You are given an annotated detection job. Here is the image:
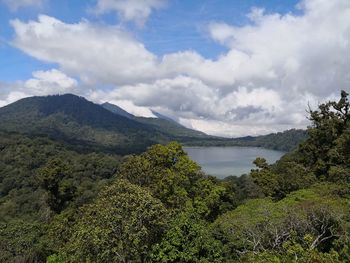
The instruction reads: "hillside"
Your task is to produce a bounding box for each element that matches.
[101,102,134,119]
[0,94,167,154]
[1,92,349,262]
[0,94,306,154]
[102,102,307,152]
[232,129,308,151]
[101,102,209,139]
[0,92,350,263]
[183,129,307,152]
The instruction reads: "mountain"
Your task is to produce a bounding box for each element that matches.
[184,129,307,152]
[0,94,216,154]
[0,94,307,154]
[0,94,163,154]
[151,110,177,123]
[231,129,308,151]
[101,102,134,119]
[101,102,209,139]
[100,102,307,151]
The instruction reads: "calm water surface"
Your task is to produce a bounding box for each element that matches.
[184,146,285,179]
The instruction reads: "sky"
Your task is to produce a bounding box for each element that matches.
[0,0,350,137]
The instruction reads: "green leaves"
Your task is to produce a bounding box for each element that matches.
[38,159,76,213]
[212,184,350,261]
[151,209,224,263]
[51,179,168,262]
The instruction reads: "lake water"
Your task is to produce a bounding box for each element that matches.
[184,146,285,179]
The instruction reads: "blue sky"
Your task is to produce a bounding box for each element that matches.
[0,0,299,81]
[0,0,349,137]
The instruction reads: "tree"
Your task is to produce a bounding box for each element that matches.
[250,157,279,197]
[151,209,224,263]
[52,179,168,262]
[300,90,350,178]
[118,142,202,209]
[212,184,350,262]
[38,159,76,213]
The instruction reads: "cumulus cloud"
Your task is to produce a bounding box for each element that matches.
[0,69,78,107]
[11,15,158,86]
[92,0,166,26]
[7,0,350,136]
[2,0,45,11]
[25,69,78,95]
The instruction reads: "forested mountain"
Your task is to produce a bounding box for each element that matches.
[232,128,308,151]
[101,101,307,151]
[101,102,209,139]
[1,91,350,262]
[183,128,307,152]
[0,94,305,155]
[0,94,159,154]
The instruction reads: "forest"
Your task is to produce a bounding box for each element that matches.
[0,91,350,262]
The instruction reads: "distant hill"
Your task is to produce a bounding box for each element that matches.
[0,94,307,154]
[233,129,308,152]
[101,102,209,139]
[0,94,163,154]
[181,129,307,152]
[101,102,307,152]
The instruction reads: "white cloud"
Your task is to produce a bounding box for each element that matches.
[11,15,158,86]
[25,69,78,95]
[0,69,78,107]
[92,0,166,26]
[7,0,350,136]
[2,0,45,11]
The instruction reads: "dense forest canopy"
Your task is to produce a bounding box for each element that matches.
[0,91,349,262]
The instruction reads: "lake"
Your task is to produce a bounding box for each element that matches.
[184,146,285,179]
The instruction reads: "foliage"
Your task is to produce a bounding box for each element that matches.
[49,179,169,262]
[0,94,306,154]
[151,209,225,263]
[184,128,307,152]
[118,142,229,219]
[0,220,47,263]
[299,90,350,179]
[213,184,350,262]
[1,91,350,262]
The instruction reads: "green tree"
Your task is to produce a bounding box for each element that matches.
[38,159,76,213]
[151,209,224,263]
[299,90,350,178]
[51,179,168,262]
[250,157,279,197]
[212,184,350,262]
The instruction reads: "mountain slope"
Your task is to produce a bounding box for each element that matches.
[0,95,307,154]
[179,129,307,152]
[0,94,162,154]
[151,110,177,123]
[101,102,209,139]
[101,102,134,119]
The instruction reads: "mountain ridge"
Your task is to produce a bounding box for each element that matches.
[0,94,307,153]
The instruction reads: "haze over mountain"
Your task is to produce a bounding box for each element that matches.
[0,94,307,153]
[0,94,220,154]
[101,102,209,139]
[101,102,135,119]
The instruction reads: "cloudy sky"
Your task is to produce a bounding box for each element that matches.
[0,0,349,137]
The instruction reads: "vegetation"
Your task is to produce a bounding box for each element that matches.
[183,128,307,152]
[0,91,349,262]
[0,94,306,155]
[103,100,308,152]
